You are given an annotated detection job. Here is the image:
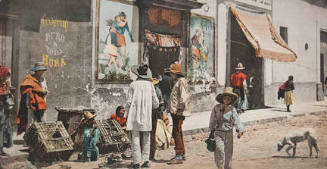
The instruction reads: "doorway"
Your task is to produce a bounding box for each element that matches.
[228,13,264,109]
[147,45,180,78]
[320,30,327,95]
[144,30,181,78]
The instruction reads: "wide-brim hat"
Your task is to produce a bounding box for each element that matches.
[169,62,185,77]
[131,64,152,79]
[235,62,245,70]
[151,78,160,85]
[216,87,238,104]
[84,111,96,121]
[31,62,47,72]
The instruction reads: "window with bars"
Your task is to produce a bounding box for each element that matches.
[280,26,288,44]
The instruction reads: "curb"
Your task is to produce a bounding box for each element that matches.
[183,110,327,136]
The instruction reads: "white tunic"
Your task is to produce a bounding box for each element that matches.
[126,80,159,131]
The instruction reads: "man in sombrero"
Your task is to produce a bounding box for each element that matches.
[230,62,248,113]
[167,62,190,165]
[17,62,48,135]
[82,111,100,162]
[208,87,245,169]
[125,64,159,169]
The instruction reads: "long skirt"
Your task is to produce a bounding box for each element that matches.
[284,91,295,105]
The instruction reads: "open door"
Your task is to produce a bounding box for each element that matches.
[229,14,264,109]
[320,30,327,96]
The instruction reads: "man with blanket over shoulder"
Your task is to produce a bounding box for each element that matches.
[17,62,48,135]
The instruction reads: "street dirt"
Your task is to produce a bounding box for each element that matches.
[42,113,327,169]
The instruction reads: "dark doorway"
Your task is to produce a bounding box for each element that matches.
[320,30,327,95]
[148,45,180,77]
[228,13,264,109]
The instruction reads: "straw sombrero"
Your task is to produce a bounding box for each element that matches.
[169,62,185,77]
[235,62,245,70]
[84,111,96,121]
[151,78,160,85]
[216,87,238,104]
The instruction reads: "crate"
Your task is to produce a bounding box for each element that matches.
[56,107,87,135]
[96,119,131,153]
[24,121,74,161]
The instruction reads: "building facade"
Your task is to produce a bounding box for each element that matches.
[0,0,326,122]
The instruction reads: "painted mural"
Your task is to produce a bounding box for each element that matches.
[97,0,139,82]
[188,14,215,82]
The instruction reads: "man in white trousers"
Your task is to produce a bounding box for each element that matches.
[125,64,159,169]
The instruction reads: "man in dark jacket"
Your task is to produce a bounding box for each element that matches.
[158,68,173,109]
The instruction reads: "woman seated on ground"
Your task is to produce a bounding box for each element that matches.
[110,106,127,129]
[110,106,131,159]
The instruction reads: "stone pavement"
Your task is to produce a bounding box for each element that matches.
[4,98,327,157]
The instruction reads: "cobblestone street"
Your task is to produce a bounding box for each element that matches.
[43,113,327,169]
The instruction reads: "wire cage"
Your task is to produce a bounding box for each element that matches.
[24,121,74,161]
[96,119,131,153]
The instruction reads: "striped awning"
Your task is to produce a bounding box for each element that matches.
[230,6,297,62]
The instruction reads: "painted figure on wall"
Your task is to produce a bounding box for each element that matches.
[191,28,208,75]
[105,12,134,71]
[189,15,215,82]
[98,0,138,81]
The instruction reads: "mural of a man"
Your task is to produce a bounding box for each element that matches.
[105,12,134,71]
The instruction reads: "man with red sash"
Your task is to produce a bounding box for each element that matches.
[17,62,48,135]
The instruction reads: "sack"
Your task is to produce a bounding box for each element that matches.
[156,119,172,150]
[205,138,216,152]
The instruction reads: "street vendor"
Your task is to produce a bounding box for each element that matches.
[17,62,48,135]
[82,111,100,162]
[0,66,14,156]
[111,106,127,129]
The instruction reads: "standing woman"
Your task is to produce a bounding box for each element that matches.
[209,87,245,169]
[284,75,295,112]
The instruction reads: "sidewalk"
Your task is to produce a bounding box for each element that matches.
[182,98,327,135]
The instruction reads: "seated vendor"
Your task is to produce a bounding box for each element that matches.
[110,106,127,129]
[82,111,100,162]
[111,106,132,159]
